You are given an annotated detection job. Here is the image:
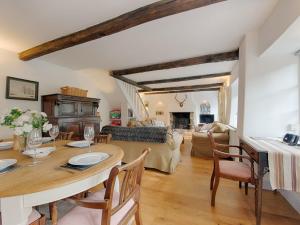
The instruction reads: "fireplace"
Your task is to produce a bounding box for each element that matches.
[170,112,194,129]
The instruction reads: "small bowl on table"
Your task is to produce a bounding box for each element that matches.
[23,147,55,158]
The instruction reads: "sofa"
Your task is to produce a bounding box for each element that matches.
[101,126,183,173]
[191,122,230,158]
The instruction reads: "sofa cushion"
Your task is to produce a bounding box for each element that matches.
[101,126,168,143]
[211,122,229,133]
[200,123,214,131]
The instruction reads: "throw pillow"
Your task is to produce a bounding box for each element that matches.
[200,123,213,131]
[211,122,228,133]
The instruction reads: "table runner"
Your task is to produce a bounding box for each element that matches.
[243,137,300,192]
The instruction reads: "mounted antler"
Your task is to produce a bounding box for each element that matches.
[175,94,187,107]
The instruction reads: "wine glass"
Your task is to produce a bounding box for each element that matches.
[49,125,59,148]
[84,125,95,153]
[27,129,43,165]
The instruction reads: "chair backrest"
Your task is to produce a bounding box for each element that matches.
[58,132,74,140]
[207,131,216,149]
[102,148,150,224]
[94,134,111,144]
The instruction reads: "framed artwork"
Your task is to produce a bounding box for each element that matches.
[6,76,39,101]
[156,111,164,116]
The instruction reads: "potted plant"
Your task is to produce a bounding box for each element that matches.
[0,107,52,151]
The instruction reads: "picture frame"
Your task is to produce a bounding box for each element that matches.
[156,111,164,116]
[6,76,39,101]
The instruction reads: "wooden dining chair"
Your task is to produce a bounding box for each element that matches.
[207,132,257,209]
[94,134,112,144]
[58,131,74,140]
[57,148,150,225]
[0,210,46,225]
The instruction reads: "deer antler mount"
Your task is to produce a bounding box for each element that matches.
[175,94,187,107]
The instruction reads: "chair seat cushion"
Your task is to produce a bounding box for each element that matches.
[219,160,251,180]
[58,189,135,225]
[0,209,41,225]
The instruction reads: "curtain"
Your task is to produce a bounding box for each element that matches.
[218,85,231,124]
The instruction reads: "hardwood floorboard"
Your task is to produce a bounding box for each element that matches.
[139,136,300,225]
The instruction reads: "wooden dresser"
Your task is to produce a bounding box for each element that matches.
[42,94,100,140]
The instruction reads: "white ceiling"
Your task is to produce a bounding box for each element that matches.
[0,0,278,89]
[263,16,300,56]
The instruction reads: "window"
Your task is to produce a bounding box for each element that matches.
[229,79,238,127]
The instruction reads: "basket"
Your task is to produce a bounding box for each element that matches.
[60,86,88,97]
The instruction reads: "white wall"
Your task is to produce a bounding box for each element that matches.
[240,32,299,137]
[0,48,123,138]
[192,91,219,124]
[142,91,219,126]
[258,0,300,55]
[237,32,300,212]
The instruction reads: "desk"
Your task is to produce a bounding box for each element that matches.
[239,137,268,225]
[240,136,300,225]
[0,141,124,225]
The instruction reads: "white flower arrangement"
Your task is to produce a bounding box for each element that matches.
[0,108,52,136]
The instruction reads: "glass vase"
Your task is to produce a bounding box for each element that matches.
[13,135,28,152]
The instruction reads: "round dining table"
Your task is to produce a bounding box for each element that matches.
[0,141,124,225]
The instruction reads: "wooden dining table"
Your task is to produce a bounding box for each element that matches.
[0,141,124,225]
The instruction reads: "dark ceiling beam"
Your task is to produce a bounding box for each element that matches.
[19,0,226,61]
[139,82,223,93]
[137,72,230,85]
[111,50,238,76]
[110,74,151,91]
[143,87,220,95]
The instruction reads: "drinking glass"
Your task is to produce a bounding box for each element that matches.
[27,129,43,166]
[49,125,59,148]
[84,125,95,152]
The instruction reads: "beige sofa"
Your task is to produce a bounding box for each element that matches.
[111,132,183,174]
[191,122,230,158]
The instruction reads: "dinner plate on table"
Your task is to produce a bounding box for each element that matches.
[0,159,17,171]
[0,141,13,150]
[67,141,93,148]
[68,152,109,167]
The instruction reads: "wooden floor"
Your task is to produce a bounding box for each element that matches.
[139,137,300,225]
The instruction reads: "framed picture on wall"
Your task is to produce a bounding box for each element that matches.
[156,111,164,116]
[6,76,39,101]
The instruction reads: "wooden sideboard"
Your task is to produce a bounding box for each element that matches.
[42,94,101,140]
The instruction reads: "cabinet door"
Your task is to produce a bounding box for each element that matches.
[79,102,94,116]
[60,121,81,140]
[57,101,78,117]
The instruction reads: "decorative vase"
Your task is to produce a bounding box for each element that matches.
[13,135,27,152]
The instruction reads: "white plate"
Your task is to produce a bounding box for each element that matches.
[23,147,55,158]
[0,141,13,150]
[0,159,17,171]
[42,137,52,143]
[67,141,93,148]
[68,152,109,166]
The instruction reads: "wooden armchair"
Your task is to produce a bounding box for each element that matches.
[207,132,257,209]
[58,131,74,140]
[56,148,150,225]
[94,134,112,144]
